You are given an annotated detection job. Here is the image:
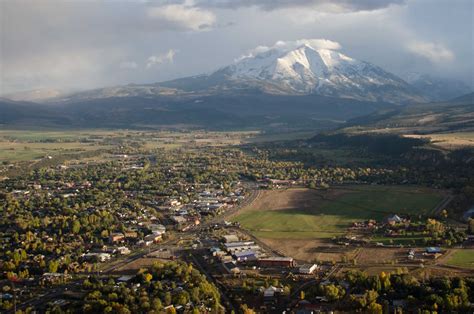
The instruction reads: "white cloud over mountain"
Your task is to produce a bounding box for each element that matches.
[0,0,472,94]
[146,50,179,69]
[238,39,342,61]
[406,41,455,63]
[147,3,216,31]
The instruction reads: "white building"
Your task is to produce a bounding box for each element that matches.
[298,264,319,274]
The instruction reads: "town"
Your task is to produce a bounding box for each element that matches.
[0,130,473,313]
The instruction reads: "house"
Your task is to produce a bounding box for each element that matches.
[222,234,239,243]
[210,247,228,259]
[426,247,442,254]
[263,286,283,304]
[83,253,111,262]
[268,179,296,186]
[41,272,71,284]
[224,241,260,253]
[117,275,134,283]
[387,215,402,225]
[124,230,138,239]
[109,232,125,244]
[298,264,319,274]
[258,257,295,268]
[172,216,187,224]
[0,293,13,300]
[144,233,162,244]
[117,246,131,255]
[233,250,257,262]
[223,262,240,274]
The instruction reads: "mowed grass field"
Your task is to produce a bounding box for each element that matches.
[233,186,444,240]
[445,250,474,269]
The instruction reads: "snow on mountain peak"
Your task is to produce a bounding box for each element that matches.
[217,39,425,103]
[227,39,365,93]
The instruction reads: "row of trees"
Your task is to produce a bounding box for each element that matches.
[304,270,473,313]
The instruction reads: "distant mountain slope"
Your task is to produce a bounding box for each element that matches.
[406,74,472,101]
[54,93,391,130]
[347,92,474,133]
[451,92,474,103]
[0,98,69,127]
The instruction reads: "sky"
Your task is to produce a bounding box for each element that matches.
[1,0,473,95]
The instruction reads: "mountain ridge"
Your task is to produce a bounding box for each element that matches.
[51,41,427,105]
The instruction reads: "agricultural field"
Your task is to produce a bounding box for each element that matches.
[0,130,116,162]
[0,129,264,162]
[444,249,474,269]
[233,186,444,240]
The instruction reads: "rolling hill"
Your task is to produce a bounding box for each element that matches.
[346,92,474,134]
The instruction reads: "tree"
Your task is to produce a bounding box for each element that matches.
[323,284,345,302]
[300,290,305,300]
[364,290,379,305]
[143,273,153,283]
[166,307,176,314]
[164,292,172,306]
[468,218,474,235]
[72,220,81,234]
[241,304,256,314]
[367,302,383,314]
[441,209,448,219]
[152,298,162,311]
[48,260,60,273]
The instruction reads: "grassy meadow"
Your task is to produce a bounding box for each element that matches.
[233,186,444,240]
[446,250,474,269]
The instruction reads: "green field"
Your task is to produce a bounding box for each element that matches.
[446,250,474,269]
[0,129,267,162]
[233,186,444,239]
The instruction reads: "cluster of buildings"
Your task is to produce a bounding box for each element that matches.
[210,234,318,276]
[257,177,299,189]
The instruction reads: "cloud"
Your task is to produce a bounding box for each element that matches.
[146,49,179,69]
[406,41,454,63]
[1,0,472,94]
[147,3,216,31]
[193,0,405,13]
[119,61,138,70]
[238,39,341,60]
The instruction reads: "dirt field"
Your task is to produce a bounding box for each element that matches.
[355,247,408,264]
[260,238,356,263]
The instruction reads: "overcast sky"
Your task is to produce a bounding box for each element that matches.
[1,0,473,95]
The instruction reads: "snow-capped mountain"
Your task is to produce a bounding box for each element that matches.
[51,39,426,105]
[210,43,425,103]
